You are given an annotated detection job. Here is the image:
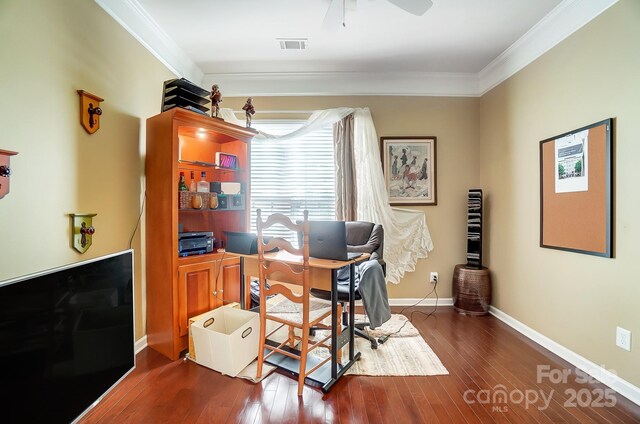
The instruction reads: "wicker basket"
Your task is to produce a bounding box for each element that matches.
[179,191,219,210]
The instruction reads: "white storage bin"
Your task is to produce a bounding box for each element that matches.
[191,307,260,377]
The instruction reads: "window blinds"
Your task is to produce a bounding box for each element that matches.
[250,120,336,242]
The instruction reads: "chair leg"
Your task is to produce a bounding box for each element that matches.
[257,317,266,379]
[288,326,296,348]
[343,305,379,349]
[354,325,378,349]
[298,323,310,396]
[256,345,264,378]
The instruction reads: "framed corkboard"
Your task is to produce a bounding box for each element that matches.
[539,118,613,257]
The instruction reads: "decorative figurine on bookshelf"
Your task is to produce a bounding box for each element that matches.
[242,97,256,128]
[210,84,222,119]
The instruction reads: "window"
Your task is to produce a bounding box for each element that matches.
[250,120,335,241]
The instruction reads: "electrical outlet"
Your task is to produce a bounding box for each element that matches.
[616,327,631,351]
[429,272,438,284]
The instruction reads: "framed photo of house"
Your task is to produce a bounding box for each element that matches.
[539,118,613,257]
[381,136,437,205]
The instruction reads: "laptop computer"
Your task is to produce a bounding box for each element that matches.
[299,220,363,261]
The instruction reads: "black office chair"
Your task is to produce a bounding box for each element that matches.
[310,221,386,349]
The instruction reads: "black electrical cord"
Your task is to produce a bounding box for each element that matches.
[379,278,439,342]
[211,250,237,306]
[129,191,146,250]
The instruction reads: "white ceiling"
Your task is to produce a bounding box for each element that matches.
[137,0,560,74]
[97,0,618,96]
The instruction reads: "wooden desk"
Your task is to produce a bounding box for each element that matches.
[230,251,369,393]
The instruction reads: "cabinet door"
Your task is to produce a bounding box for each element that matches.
[177,261,217,337]
[218,257,241,305]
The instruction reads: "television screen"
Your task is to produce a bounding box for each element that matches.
[0,250,135,423]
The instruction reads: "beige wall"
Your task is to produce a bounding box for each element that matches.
[3,0,635,390]
[479,0,640,387]
[0,2,480,344]
[0,0,175,340]
[225,96,480,299]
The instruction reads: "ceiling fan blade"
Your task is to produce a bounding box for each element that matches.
[386,0,433,16]
[323,0,345,28]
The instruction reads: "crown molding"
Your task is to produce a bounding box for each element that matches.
[97,0,617,97]
[478,0,619,95]
[94,0,203,83]
[202,72,480,97]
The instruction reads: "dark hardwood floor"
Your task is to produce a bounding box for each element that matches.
[80,307,640,423]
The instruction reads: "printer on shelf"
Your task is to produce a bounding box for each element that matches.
[178,231,214,257]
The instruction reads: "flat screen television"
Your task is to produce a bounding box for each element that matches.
[0,250,135,423]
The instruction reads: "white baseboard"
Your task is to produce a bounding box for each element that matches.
[489,306,640,407]
[134,335,148,354]
[388,297,453,307]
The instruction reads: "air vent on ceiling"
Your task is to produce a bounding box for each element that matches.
[277,38,308,50]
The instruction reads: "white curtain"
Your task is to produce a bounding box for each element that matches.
[353,109,434,283]
[220,107,434,284]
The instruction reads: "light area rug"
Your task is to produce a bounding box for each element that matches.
[236,306,448,380]
[341,332,448,376]
[311,314,448,376]
[236,359,277,383]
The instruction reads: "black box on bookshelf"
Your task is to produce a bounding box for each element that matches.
[162,78,210,115]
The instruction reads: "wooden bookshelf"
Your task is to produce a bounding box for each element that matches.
[145,108,255,360]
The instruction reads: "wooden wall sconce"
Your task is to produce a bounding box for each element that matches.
[70,213,97,253]
[77,90,103,134]
[0,149,18,199]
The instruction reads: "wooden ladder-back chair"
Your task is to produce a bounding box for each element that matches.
[255,209,335,396]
